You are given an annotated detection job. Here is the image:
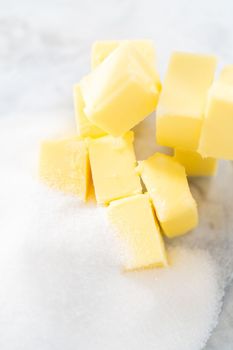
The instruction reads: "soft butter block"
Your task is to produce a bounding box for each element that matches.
[91,40,156,69]
[156,52,217,150]
[219,65,233,85]
[137,153,198,238]
[108,194,168,270]
[39,137,91,200]
[174,149,217,177]
[73,84,106,138]
[88,131,142,204]
[80,43,159,137]
[199,81,233,160]
[91,40,161,90]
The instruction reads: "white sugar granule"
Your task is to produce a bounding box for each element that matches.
[0,113,231,350]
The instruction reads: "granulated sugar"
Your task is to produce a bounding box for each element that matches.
[0,113,230,350]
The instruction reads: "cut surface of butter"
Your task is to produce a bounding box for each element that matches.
[39,137,91,200]
[108,193,168,270]
[80,43,159,137]
[73,84,106,138]
[91,39,156,69]
[174,149,217,176]
[137,153,198,238]
[88,131,142,204]
[199,81,233,160]
[156,52,217,150]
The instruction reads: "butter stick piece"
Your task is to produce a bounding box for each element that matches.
[108,194,168,270]
[137,153,198,238]
[91,39,161,90]
[39,136,91,201]
[81,43,159,137]
[88,131,142,204]
[219,65,233,85]
[156,52,217,150]
[199,81,233,160]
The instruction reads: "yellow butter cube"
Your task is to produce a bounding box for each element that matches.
[174,149,217,177]
[91,40,161,90]
[73,84,106,138]
[108,193,168,270]
[80,43,159,137]
[39,137,91,200]
[137,153,198,238]
[156,52,217,150]
[219,65,233,85]
[199,81,233,160]
[88,131,142,204]
[91,39,156,68]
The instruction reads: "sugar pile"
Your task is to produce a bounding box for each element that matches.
[0,113,231,350]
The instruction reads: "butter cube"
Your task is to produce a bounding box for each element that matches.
[73,84,106,138]
[137,153,198,238]
[91,40,156,68]
[156,52,217,150]
[199,81,233,160]
[88,131,142,204]
[39,137,91,200]
[219,65,233,85]
[80,43,159,137]
[108,194,168,270]
[174,149,217,177]
[91,40,161,90]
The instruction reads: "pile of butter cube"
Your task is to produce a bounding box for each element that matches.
[39,40,233,271]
